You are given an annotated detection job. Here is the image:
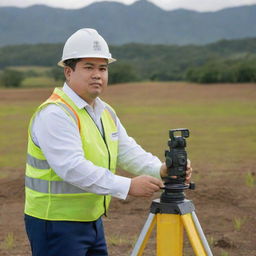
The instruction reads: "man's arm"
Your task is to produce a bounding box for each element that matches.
[116,117,192,185]
[116,116,163,178]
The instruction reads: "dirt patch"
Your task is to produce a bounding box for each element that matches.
[0,88,52,102]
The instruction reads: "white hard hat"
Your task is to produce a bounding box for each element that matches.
[58,28,116,67]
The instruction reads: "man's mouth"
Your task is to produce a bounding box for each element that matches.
[90,82,101,87]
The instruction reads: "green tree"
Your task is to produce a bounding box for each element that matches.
[1,69,24,87]
[186,68,201,83]
[198,67,220,83]
[235,64,256,82]
[108,62,139,84]
[48,66,65,81]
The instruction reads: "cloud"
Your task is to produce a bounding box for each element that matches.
[148,0,256,11]
[0,0,256,11]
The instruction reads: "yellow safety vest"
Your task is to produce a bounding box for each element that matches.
[25,88,118,221]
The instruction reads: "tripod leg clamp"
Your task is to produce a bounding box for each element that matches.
[150,199,195,215]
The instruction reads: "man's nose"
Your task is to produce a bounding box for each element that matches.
[91,69,101,79]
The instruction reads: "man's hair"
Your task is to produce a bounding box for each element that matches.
[63,58,82,70]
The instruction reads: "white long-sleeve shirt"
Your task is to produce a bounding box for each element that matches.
[32,83,162,200]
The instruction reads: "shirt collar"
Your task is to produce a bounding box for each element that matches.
[62,82,106,113]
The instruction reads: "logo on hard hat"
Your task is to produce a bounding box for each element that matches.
[93,41,101,51]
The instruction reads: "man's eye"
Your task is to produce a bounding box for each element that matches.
[85,66,92,70]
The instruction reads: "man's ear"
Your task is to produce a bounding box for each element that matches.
[64,66,72,82]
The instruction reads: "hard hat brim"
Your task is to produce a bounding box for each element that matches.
[57,56,116,67]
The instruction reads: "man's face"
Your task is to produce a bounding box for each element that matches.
[64,58,108,105]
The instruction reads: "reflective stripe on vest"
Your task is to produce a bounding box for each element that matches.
[105,105,117,125]
[25,176,89,194]
[49,93,81,132]
[57,102,79,128]
[27,153,50,169]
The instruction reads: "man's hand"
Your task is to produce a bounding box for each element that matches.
[160,159,193,184]
[160,163,168,178]
[185,159,192,184]
[128,175,164,197]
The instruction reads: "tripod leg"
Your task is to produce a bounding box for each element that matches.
[130,213,156,256]
[181,212,213,256]
[191,211,213,256]
[157,214,183,256]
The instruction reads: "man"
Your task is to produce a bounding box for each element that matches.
[24,28,192,256]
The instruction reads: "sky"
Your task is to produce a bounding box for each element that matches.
[0,0,256,12]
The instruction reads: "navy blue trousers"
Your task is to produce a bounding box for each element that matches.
[24,214,108,256]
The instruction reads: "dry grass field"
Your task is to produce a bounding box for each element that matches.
[0,82,256,256]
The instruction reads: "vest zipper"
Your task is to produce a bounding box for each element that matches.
[84,109,111,217]
[101,120,111,217]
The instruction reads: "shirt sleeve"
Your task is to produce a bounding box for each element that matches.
[32,104,131,200]
[116,116,162,179]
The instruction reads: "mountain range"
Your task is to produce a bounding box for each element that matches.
[0,0,256,46]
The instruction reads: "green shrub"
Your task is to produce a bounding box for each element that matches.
[235,64,256,82]
[1,68,24,87]
[186,59,256,84]
[48,66,65,81]
[108,62,139,84]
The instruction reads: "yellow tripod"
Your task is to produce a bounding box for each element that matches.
[130,198,213,256]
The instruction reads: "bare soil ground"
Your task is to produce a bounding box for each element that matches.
[0,82,256,256]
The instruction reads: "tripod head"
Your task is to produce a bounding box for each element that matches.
[161,128,195,203]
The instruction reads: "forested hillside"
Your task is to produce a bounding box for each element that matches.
[0,37,256,84]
